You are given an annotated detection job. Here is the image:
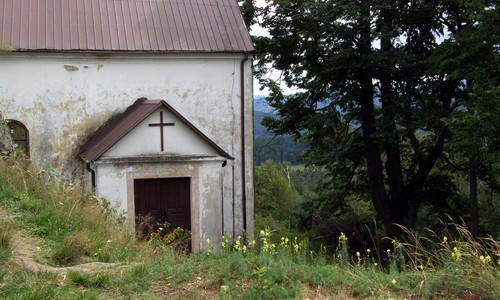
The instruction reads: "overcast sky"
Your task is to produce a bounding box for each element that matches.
[250,0,303,96]
[250,0,269,96]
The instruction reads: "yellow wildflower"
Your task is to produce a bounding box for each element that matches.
[338,232,348,243]
[392,240,402,249]
[480,255,492,265]
[451,247,461,261]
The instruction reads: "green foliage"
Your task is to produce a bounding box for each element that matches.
[221,226,500,299]
[237,0,256,28]
[148,225,192,255]
[0,161,499,299]
[397,222,500,298]
[51,231,100,265]
[255,161,301,232]
[0,270,100,300]
[415,174,469,231]
[1,144,499,299]
[254,0,499,237]
[430,0,500,238]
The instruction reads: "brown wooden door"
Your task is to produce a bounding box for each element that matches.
[134,177,191,235]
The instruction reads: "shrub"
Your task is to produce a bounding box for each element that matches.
[148,223,192,255]
[51,231,92,265]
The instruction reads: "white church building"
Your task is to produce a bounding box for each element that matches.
[0,0,255,252]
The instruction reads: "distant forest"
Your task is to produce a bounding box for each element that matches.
[254,135,308,165]
[253,97,307,165]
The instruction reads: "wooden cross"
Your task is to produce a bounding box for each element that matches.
[148,111,174,152]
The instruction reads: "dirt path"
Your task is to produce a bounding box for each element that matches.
[1,208,136,274]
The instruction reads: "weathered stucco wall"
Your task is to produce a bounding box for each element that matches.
[0,52,254,244]
[0,112,14,155]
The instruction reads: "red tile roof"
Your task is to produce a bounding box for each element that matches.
[0,0,254,53]
[79,98,233,162]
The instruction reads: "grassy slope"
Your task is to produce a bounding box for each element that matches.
[0,157,499,299]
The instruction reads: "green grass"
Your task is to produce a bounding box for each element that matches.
[0,219,12,264]
[0,157,499,299]
[0,158,141,266]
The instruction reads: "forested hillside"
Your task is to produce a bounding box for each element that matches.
[254,95,308,165]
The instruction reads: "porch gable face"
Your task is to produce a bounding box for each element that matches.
[102,107,219,159]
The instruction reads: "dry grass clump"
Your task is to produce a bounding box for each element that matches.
[396,221,500,298]
[0,219,12,264]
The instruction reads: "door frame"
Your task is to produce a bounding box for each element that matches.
[126,166,200,251]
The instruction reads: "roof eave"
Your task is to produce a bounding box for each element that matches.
[4,48,256,55]
[79,98,234,163]
[79,98,161,162]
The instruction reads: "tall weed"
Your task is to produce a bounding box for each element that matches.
[0,219,12,264]
[397,222,500,298]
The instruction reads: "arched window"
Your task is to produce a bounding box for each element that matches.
[7,120,29,156]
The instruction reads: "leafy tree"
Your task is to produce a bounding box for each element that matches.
[254,161,301,231]
[238,0,257,28]
[430,1,499,238]
[254,0,498,237]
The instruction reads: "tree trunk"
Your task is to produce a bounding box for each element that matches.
[399,125,450,233]
[379,2,406,227]
[358,1,395,238]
